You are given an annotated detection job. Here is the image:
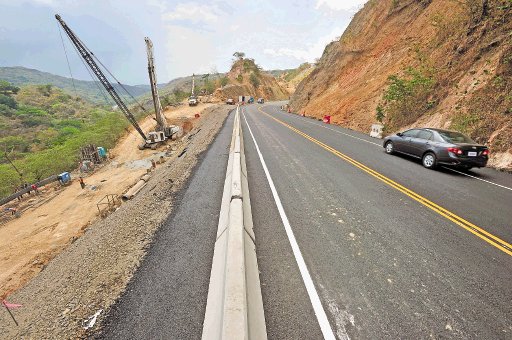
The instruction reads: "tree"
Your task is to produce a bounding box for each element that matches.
[0,81,19,96]
[220,77,229,87]
[375,105,385,123]
[233,51,245,60]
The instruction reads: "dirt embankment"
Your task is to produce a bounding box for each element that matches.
[215,58,289,101]
[291,0,512,170]
[278,63,315,94]
[0,104,232,339]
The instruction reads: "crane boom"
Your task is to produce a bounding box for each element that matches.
[55,14,147,141]
[144,37,165,131]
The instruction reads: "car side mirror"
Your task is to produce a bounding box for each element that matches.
[397,132,403,137]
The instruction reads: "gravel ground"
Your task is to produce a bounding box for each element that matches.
[0,105,232,339]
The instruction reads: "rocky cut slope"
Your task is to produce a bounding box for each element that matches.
[291,0,512,169]
[215,58,289,101]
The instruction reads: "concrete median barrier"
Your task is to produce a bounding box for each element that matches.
[202,106,267,340]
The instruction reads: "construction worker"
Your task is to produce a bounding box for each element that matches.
[79,177,86,189]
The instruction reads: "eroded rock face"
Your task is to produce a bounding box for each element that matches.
[291,0,512,169]
[216,59,289,101]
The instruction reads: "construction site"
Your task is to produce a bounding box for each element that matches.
[0,15,238,337]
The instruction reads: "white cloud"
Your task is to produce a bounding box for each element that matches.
[263,26,345,62]
[163,3,225,24]
[19,0,76,7]
[315,0,367,12]
[163,24,218,78]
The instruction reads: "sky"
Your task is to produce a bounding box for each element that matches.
[0,0,368,85]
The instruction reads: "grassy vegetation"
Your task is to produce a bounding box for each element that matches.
[450,112,481,134]
[0,81,130,198]
[284,63,311,82]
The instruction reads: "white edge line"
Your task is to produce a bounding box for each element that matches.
[275,108,380,147]
[273,107,512,192]
[242,109,337,340]
[441,166,512,191]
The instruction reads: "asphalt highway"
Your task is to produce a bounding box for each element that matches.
[242,103,512,339]
[99,103,511,339]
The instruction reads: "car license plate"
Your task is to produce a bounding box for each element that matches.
[468,151,477,157]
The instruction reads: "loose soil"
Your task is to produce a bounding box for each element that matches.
[0,103,231,339]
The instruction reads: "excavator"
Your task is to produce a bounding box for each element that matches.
[55,14,181,150]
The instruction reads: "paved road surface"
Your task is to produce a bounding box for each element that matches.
[99,103,511,339]
[242,103,511,339]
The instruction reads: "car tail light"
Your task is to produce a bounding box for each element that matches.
[447,147,463,155]
[482,149,489,156]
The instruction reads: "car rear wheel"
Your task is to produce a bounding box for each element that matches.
[385,141,394,154]
[422,152,437,169]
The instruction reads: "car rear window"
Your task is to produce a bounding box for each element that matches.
[438,131,475,144]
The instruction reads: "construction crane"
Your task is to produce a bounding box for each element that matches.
[188,74,198,106]
[144,37,182,147]
[145,37,165,131]
[55,14,168,149]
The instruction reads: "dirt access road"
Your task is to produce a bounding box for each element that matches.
[0,103,213,299]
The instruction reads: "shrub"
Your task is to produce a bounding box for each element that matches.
[380,66,436,129]
[0,94,17,109]
[220,77,229,87]
[249,73,260,88]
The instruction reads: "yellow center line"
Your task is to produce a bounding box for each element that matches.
[256,106,512,257]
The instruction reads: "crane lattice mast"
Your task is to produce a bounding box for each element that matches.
[144,37,166,131]
[55,14,147,141]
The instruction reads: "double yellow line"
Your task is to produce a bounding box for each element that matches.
[257,106,512,257]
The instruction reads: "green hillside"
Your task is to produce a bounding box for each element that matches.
[0,66,150,104]
[0,80,140,199]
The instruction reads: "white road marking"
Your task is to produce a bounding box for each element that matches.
[270,106,512,192]
[441,166,512,191]
[242,109,337,340]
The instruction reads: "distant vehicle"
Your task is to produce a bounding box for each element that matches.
[248,97,254,104]
[188,95,198,106]
[257,98,264,104]
[226,98,235,105]
[383,128,489,170]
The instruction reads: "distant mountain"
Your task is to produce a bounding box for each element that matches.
[0,66,150,103]
[159,73,226,96]
[267,69,293,78]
